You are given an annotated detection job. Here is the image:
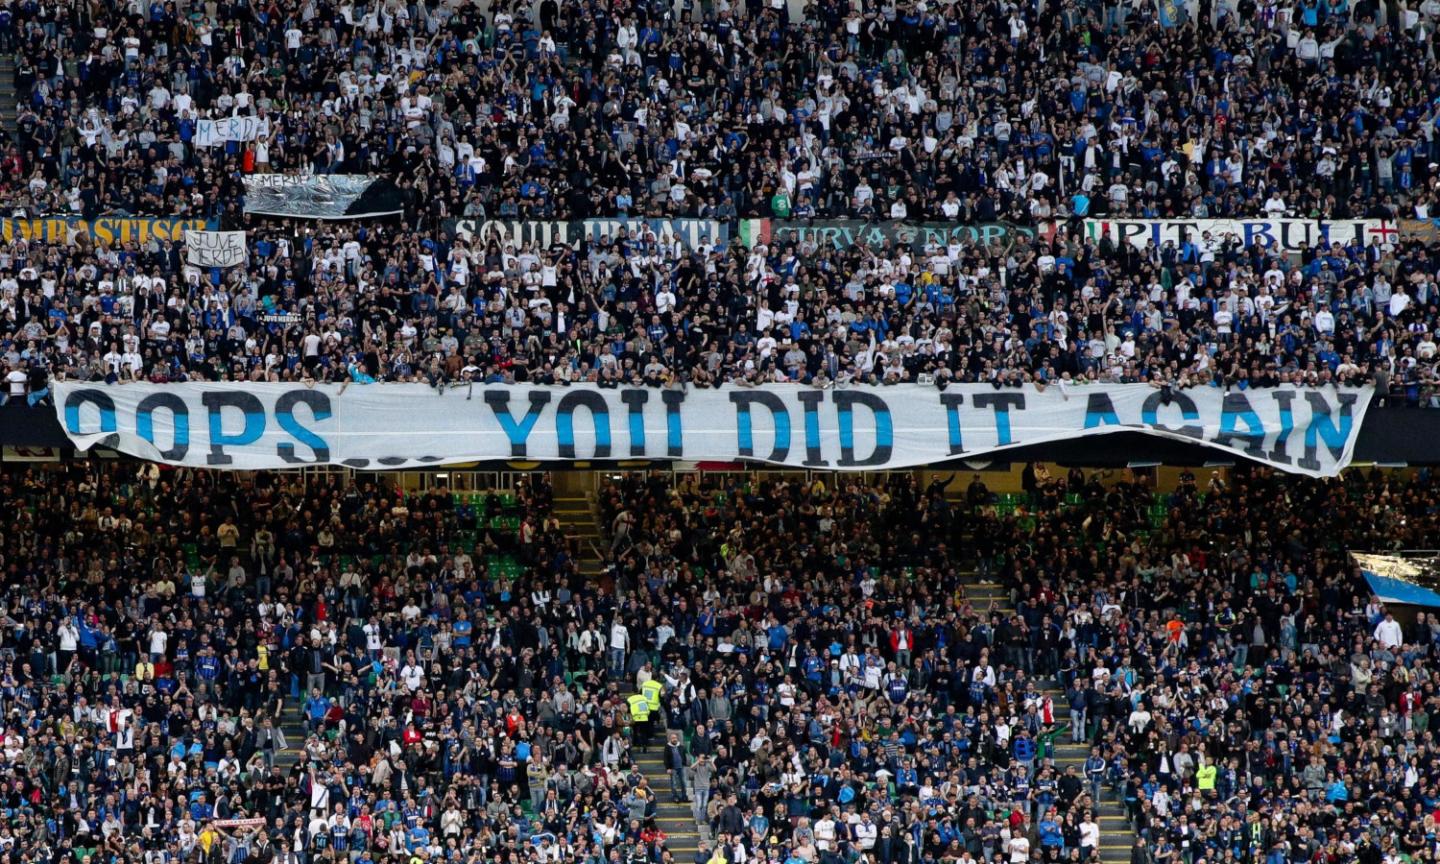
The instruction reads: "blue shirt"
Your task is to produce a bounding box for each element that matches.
[1039,819,1063,846]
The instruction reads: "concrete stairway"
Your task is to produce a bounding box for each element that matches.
[553,494,609,585]
[276,697,307,772]
[0,53,14,135]
[962,575,1134,864]
[622,683,709,861]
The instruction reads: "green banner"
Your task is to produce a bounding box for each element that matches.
[736,219,1034,251]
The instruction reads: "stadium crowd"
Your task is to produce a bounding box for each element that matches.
[0,0,1435,398]
[967,463,1440,864]
[1,0,1440,861]
[0,461,1437,864]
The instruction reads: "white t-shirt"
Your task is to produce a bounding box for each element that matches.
[1375,618,1404,648]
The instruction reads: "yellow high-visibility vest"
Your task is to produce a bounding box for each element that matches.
[1196,764,1217,791]
[627,693,651,722]
[642,679,664,710]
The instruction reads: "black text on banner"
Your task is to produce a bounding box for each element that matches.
[53,383,1373,477]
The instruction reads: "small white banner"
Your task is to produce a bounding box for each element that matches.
[211,818,267,829]
[194,116,270,148]
[1083,218,1399,253]
[184,230,247,268]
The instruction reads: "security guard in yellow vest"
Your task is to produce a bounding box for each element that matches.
[1195,760,1217,793]
[642,678,664,716]
[627,692,652,751]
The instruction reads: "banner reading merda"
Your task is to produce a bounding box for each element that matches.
[449,219,726,250]
[1083,218,1400,253]
[0,217,213,245]
[737,219,1035,251]
[243,175,405,220]
[193,115,270,148]
[184,230,247,268]
[53,382,1372,477]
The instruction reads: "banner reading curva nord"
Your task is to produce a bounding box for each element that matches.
[736,219,1035,251]
[53,383,1372,477]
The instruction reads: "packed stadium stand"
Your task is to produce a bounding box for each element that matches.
[1,0,1440,863]
[0,0,1434,399]
[0,461,1434,864]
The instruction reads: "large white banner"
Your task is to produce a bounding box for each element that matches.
[52,383,1373,476]
[194,116,270,148]
[184,230,247,268]
[242,175,403,219]
[451,218,728,250]
[1083,218,1400,253]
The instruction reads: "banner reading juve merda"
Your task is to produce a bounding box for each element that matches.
[52,383,1373,476]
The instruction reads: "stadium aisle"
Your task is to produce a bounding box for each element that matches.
[964,573,1132,863]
